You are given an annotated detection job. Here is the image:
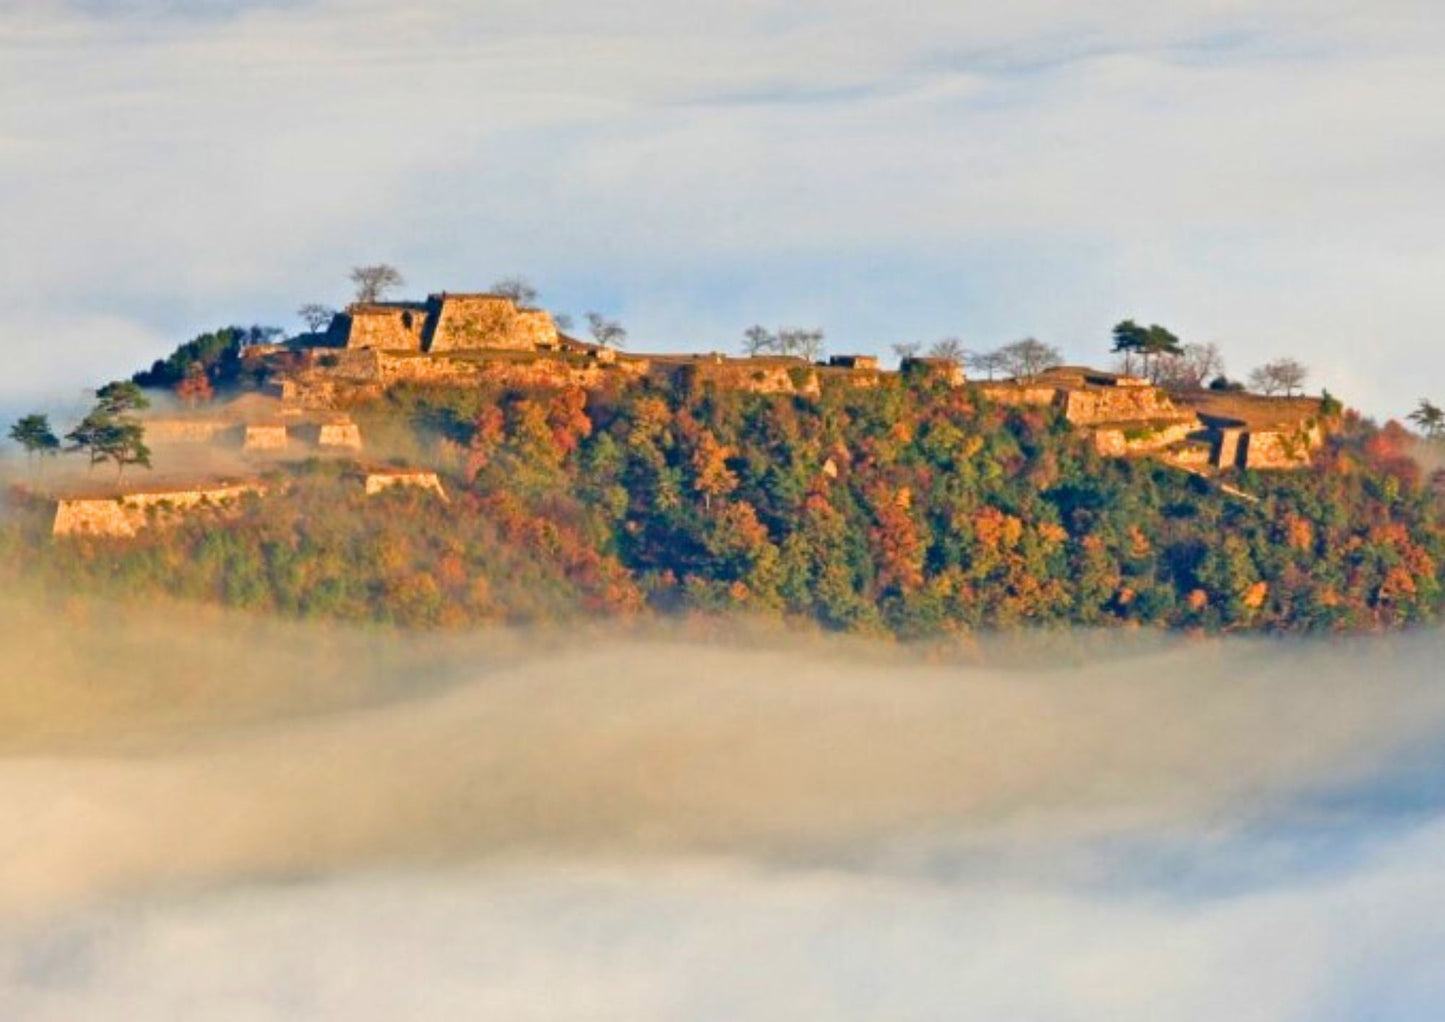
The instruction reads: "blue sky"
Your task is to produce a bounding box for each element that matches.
[1,0,1442,416]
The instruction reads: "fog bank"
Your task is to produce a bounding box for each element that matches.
[2,598,1444,1017]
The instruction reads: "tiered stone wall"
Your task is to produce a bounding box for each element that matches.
[1056,386,1182,426]
[53,483,265,538]
[1091,420,1197,457]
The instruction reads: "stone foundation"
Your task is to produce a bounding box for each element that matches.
[363,470,447,500]
[53,483,266,538]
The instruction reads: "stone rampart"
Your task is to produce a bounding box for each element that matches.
[317,421,363,450]
[340,305,429,351]
[977,383,1058,408]
[1057,385,1182,426]
[143,419,232,443]
[1242,424,1321,470]
[53,483,266,538]
[363,470,448,500]
[378,352,648,390]
[242,424,289,451]
[652,359,821,396]
[1091,420,1197,457]
[427,295,559,352]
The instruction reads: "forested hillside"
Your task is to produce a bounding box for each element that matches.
[5,374,1441,635]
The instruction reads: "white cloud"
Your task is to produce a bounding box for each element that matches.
[0,0,1442,413]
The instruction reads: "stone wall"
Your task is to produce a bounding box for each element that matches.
[1212,428,1245,469]
[1242,424,1321,470]
[1091,420,1197,457]
[242,424,289,451]
[143,419,232,443]
[53,483,265,538]
[651,359,821,396]
[427,296,560,352]
[363,471,447,500]
[317,421,363,450]
[378,352,648,390]
[340,305,429,351]
[1056,386,1182,426]
[901,358,966,386]
[977,383,1058,408]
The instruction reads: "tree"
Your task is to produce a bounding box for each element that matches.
[999,338,1062,382]
[349,264,404,304]
[67,412,150,476]
[553,313,575,333]
[1111,320,1149,375]
[95,380,150,417]
[1155,342,1224,390]
[95,418,152,479]
[1112,320,1182,381]
[297,304,336,334]
[174,362,214,406]
[778,328,825,362]
[891,342,922,363]
[1249,358,1309,397]
[966,348,1010,380]
[585,312,628,350]
[492,276,538,307]
[1408,399,1445,440]
[928,337,966,363]
[132,327,247,389]
[743,325,776,357]
[8,413,60,468]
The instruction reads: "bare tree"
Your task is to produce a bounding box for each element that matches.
[777,328,825,362]
[492,276,539,307]
[891,342,922,363]
[297,304,336,334]
[999,338,1062,383]
[1155,342,1225,390]
[928,337,966,363]
[553,312,575,333]
[966,349,1010,381]
[349,264,404,304]
[1249,357,1309,397]
[585,312,628,350]
[742,325,776,357]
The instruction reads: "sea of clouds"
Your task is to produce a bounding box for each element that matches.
[2,596,1445,1019]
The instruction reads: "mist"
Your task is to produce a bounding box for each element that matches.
[1,592,1445,1017]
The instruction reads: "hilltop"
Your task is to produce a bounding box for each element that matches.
[2,285,1441,636]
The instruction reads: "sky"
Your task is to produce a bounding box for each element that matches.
[1,0,1442,416]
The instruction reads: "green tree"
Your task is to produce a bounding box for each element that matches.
[8,413,61,469]
[95,380,151,417]
[1409,398,1445,440]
